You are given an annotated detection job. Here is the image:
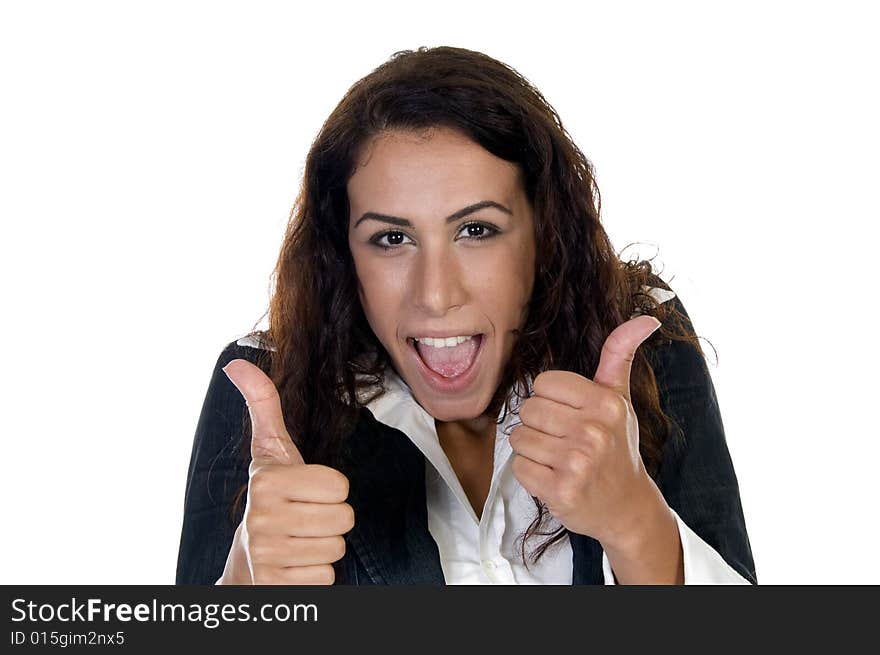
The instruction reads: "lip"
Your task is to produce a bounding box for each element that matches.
[408,330,482,339]
[406,333,485,394]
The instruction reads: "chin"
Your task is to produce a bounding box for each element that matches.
[418,395,490,423]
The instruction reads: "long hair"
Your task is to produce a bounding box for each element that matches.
[231,46,707,567]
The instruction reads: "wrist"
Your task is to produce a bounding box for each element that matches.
[599,471,668,554]
[599,477,683,584]
[217,523,252,585]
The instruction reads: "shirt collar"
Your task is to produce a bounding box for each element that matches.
[363,365,531,438]
[360,366,532,524]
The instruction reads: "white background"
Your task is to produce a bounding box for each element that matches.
[1,0,877,584]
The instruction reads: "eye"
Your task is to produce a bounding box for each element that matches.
[369,230,414,250]
[457,221,499,241]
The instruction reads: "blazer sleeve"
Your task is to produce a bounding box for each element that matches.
[175,340,267,585]
[650,293,758,584]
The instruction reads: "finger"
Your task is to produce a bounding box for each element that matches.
[250,464,349,504]
[518,395,584,438]
[253,563,336,585]
[262,501,355,538]
[508,425,565,469]
[510,452,556,500]
[251,535,346,567]
[531,370,594,410]
[222,358,305,467]
[592,315,661,401]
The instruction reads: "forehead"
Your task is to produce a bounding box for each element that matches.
[346,127,523,215]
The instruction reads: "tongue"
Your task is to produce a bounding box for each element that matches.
[416,336,480,378]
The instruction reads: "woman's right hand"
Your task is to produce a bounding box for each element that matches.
[216,359,354,585]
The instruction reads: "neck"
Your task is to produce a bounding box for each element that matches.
[435,413,495,443]
[434,412,497,521]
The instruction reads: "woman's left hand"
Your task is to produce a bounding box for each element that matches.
[508,315,667,550]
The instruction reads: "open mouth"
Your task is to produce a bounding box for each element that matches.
[407,333,484,384]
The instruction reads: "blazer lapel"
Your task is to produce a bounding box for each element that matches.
[339,409,445,585]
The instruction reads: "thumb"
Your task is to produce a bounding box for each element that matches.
[593,315,662,401]
[222,359,305,467]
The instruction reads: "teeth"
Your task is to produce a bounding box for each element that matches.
[414,335,474,348]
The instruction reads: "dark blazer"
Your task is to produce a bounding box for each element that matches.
[175,294,757,585]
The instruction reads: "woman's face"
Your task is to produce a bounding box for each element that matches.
[347,126,536,423]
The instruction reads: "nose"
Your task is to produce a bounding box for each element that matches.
[410,242,468,317]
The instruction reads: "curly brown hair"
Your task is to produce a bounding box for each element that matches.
[231,46,707,568]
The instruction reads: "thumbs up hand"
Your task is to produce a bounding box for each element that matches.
[508,316,670,551]
[216,359,354,585]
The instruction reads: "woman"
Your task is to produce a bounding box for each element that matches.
[176,46,756,585]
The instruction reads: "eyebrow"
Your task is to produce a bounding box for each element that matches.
[353,200,513,229]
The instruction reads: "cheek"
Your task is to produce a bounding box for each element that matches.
[355,273,365,307]
[476,252,533,323]
[352,256,400,338]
